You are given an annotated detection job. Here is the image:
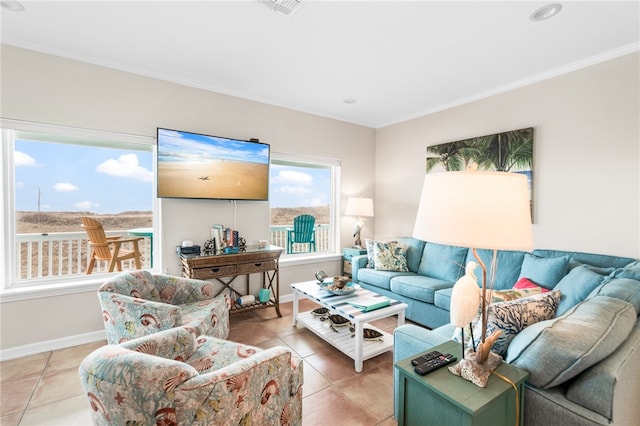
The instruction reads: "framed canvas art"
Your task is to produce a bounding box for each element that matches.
[426,127,533,217]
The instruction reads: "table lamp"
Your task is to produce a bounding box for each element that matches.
[345,197,374,248]
[413,171,533,364]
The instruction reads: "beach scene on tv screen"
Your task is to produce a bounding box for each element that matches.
[157,129,269,200]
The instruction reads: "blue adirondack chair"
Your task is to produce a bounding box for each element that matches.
[287,214,316,254]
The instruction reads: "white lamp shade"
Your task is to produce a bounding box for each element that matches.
[413,171,533,251]
[345,197,374,217]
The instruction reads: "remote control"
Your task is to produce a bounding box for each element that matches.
[414,353,457,375]
[410,350,442,366]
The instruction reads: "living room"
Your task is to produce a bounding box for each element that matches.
[1,1,639,425]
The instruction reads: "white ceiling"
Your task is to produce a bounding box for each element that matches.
[1,1,639,128]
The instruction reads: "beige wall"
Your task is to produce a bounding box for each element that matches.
[0,45,375,354]
[375,52,639,258]
[1,45,638,356]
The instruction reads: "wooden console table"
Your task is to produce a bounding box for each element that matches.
[180,245,284,317]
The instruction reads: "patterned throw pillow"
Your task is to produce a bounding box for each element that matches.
[487,286,544,304]
[373,241,408,272]
[471,290,561,357]
[453,284,545,344]
[364,239,376,269]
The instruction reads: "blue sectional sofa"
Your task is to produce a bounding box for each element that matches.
[351,238,640,426]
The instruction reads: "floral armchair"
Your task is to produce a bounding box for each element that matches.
[79,327,303,425]
[98,271,230,344]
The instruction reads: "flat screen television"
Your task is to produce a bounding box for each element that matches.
[157,128,270,201]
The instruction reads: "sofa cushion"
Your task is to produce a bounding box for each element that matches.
[434,288,452,311]
[533,249,636,270]
[469,249,527,290]
[565,321,640,420]
[417,243,467,282]
[390,275,453,304]
[471,290,560,357]
[518,253,570,289]
[357,268,414,291]
[589,277,640,315]
[373,241,409,272]
[506,296,636,388]
[553,264,608,316]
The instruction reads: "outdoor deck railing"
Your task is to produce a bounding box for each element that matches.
[14,224,331,281]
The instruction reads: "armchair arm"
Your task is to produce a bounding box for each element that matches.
[79,345,198,425]
[98,291,182,344]
[174,347,302,425]
[153,274,228,305]
[119,327,197,360]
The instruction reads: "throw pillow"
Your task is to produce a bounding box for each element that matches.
[506,296,636,388]
[373,241,408,272]
[470,290,561,357]
[452,285,543,345]
[518,253,570,289]
[513,277,550,292]
[487,286,544,304]
[613,260,640,280]
[364,239,376,268]
[553,264,608,316]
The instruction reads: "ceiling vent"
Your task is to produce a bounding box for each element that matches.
[258,0,303,17]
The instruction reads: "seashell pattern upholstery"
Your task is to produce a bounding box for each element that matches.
[98,270,230,344]
[79,327,303,425]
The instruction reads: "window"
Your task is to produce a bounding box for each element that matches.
[1,120,155,290]
[269,152,340,256]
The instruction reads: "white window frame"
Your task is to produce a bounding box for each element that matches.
[270,151,341,259]
[0,119,157,301]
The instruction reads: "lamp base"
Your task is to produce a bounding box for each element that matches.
[448,348,502,388]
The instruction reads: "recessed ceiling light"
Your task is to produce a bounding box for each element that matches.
[0,0,25,11]
[343,98,357,104]
[530,3,562,21]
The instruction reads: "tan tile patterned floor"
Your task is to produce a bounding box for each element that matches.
[1,299,400,426]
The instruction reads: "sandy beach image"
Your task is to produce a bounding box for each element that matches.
[158,159,269,200]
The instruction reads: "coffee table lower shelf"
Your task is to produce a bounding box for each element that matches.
[296,310,393,361]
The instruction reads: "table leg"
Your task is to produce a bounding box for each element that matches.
[292,290,299,327]
[354,320,364,373]
[398,310,405,327]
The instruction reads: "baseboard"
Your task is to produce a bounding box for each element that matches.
[0,330,107,361]
[0,294,295,361]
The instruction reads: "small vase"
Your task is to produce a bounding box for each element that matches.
[258,288,271,303]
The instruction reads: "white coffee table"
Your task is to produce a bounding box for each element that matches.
[291,279,407,372]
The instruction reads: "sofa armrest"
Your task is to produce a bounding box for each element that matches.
[98,291,182,344]
[351,254,369,283]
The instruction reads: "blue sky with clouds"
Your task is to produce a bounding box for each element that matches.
[14,139,330,212]
[15,140,154,213]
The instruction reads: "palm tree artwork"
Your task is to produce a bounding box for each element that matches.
[426,127,534,215]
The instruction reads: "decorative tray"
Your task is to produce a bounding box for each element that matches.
[317,281,359,295]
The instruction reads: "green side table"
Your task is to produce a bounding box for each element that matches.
[342,247,367,277]
[395,340,528,426]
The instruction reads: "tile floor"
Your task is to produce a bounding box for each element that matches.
[1,299,403,425]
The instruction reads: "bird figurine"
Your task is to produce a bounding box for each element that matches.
[450,261,481,358]
[450,261,481,327]
[352,218,366,248]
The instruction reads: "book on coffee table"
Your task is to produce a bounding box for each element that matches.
[348,297,391,312]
